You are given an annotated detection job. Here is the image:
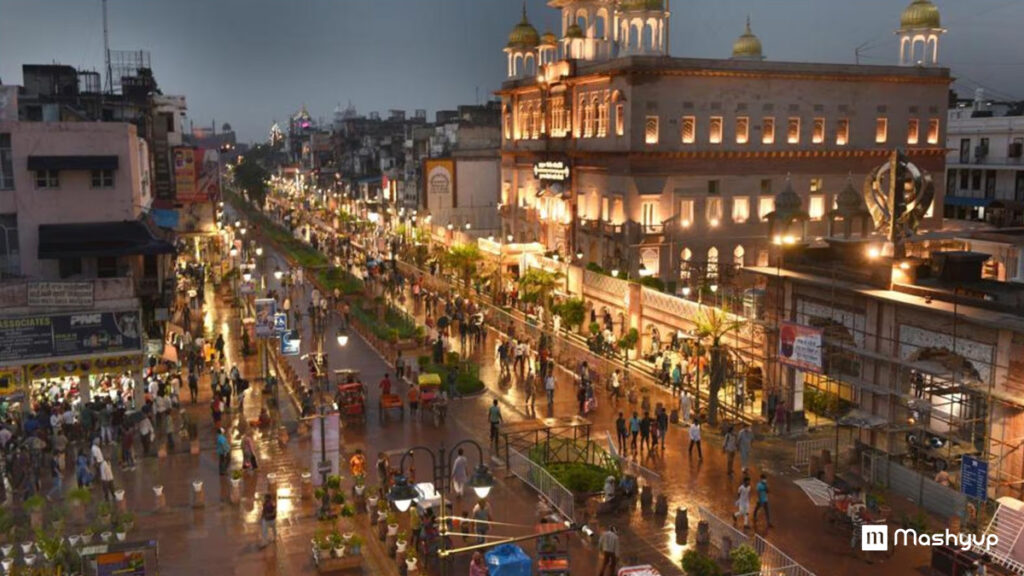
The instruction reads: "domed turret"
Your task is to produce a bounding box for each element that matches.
[900,0,941,30]
[619,0,664,12]
[507,5,540,49]
[565,23,584,39]
[731,17,764,61]
[541,31,558,46]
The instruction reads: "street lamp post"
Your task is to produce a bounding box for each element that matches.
[387,440,494,576]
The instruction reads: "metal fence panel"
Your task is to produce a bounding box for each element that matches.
[698,506,751,556]
[752,535,818,576]
[862,451,967,520]
[507,448,575,523]
[794,436,851,468]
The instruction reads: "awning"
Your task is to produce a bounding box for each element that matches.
[944,196,991,208]
[27,155,119,171]
[38,220,176,259]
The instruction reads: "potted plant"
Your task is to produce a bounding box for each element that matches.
[730,545,761,575]
[120,512,135,533]
[100,531,112,543]
[682,549,722,576]
[80,528,94,545]
[366,488,379,513]
[114,521,127,542]
[1,543,13,558]
[24,494,45,530]
[395,530,408,554]
[231,469,244,486]
[152,484,164,497]
[353,475,366,497]
[340,504,355,518]
[348,534,363,556]
[405,550,419,572]
[1,558,11,572]
[97,502,113,527]
[386,513,399,537]
[314,530,332,554]
[330,531,345,558]
[19,541,34,555]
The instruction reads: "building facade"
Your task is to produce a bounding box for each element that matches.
[499,0,950,289]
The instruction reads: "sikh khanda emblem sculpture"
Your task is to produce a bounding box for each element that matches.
[863,150,935,259]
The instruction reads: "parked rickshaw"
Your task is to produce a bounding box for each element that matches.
[336,382,366,426]
[379,393,404,422]
[418,373,446,426]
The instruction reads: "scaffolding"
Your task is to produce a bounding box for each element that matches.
[109,49,151,94]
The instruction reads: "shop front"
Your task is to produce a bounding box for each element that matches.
[0,309,144,412]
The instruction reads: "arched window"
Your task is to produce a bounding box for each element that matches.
[680,247,692,281]
[641,20,655,51]
[595,9,607,39]
[734,245,745,268]
[576,9,588,35]
[707,247,719,281]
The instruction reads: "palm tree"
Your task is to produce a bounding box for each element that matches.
[443,243,483,294]
[518,268,562,309]
[693,304,745,425]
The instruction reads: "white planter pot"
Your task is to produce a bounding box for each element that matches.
[386,523,399,536]
[116,532,126,542]
[1,558,12,571]
[406,557,417,571]
[193,481,204,491]
[0,545,10,558]
[67,535,80,548]
[19,542,33,555]
[377,510,388,522]
[333,546,345,558]
[354,484,365,496]
[101,532,112,543]
[23,555,36,567]
[114,489,125,501]
[152,485,164,496]
[396,540,407,554]
[230,477,241,488]
[80,533,93,545]
[367,497,379,511]
[343,532,354,543]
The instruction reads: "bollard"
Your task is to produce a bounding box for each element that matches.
[654,494,668,516]
[821,449,832,465]
[640,485,653,513]
[696,520,710,545]
[675,507,689,533]
[192,480,205,508]
[824,462,836,484]
[720,536,732,561]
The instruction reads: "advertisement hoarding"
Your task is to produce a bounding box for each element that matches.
[254,299,277,338]
[424,158,456,211]
[173,147,197,201]
[0,310,142,363]
[778,321,823,373]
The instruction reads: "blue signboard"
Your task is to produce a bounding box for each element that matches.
[281,331,301,356]
[961,455,988,501]
[273,313,288,335]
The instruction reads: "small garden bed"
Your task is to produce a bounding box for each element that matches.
[416,354,485,395]
[350,301,422,343]
[527,439,621,494]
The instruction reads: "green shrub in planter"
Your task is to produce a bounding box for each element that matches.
[682,549,722,576]
[730,544,761,575]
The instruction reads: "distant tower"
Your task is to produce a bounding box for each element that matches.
[897,0,945,66]
[504,3,540,79]
[731,16,764,61]
[616,0,669,56]
[539,31,559,66]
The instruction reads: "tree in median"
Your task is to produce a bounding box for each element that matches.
[693,304,745,425]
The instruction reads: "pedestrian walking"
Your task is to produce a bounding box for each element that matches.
[216,428,230,476]
[688,419,703,461]
[488,399,502,449]
[469,551,488,576]
[188,371,199,404]
[242,431,258,471]
[738,424,753,473]
[639,411,652,453]
[597,526,620,576]
[733,476,752,529]
[774,399,788,435]
[544,373,556,409]
[99,459,116,502]
[46,452,63,501]
[524,369,537,413]
[75,450,92,487]
[472,499,492,544]
[629,412,640,455]
[679,390,692,424]
[259,493,277,548]
[451,448,468,498]
[615,412,628,455]
[656,406,669,450]
[753,473,773,528]
[723,425,738,475]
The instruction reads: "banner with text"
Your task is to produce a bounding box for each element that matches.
[0,310,142,363]
[779,322,823,373]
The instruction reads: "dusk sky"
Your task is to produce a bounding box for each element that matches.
[3,0,1023,143]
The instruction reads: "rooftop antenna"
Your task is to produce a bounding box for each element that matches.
[103,0,113,94]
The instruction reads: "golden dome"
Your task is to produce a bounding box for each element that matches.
[619,0,664,12]
[565,23,584,39]
[900,0,941,30]
[541,31,558,46]
[507,6,540,49]
[731,17,764,60]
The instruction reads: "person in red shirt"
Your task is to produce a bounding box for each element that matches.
[379,374,392,397]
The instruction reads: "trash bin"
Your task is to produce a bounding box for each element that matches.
[484,543,532,576]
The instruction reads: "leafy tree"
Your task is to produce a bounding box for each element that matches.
[693,304,745,425]
[233,157,270,206]
[553,298,586,333]
[518,268,562,307]
[617,327,640,359]
[442,243,483,294]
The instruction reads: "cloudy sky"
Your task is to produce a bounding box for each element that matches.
[2,0,1022,143]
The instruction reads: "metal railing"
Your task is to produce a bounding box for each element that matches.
[698,507,817,576]
[507,447,575,523]
[794,436,850,470]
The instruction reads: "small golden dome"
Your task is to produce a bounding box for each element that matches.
[900,0,941,30]
[731,17,764,60]
[541,31,558,46]
[619,0,664,12]
[507,5,540,49]
[565,23,584,39]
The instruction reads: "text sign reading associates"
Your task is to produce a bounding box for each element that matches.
[861,525,997,552]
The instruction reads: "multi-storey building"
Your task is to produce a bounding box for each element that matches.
[499,0,950,289]
[945,91,1024,226]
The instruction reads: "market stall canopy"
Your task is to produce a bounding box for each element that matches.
[837,409,888,429]
[38,220,175,259]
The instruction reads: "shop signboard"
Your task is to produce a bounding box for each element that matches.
[27,282,94,307]
[778,321,823,373]
[0,310,142,363]
[25,354,142,380]
[173,147,197,202]
[96,550,147,575]
[254,299,277,338]
[961,455,988,501]
[532,160,570,183]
